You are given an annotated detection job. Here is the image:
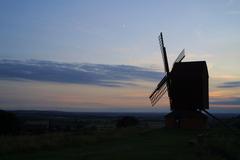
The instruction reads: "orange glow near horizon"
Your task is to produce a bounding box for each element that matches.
[1,76,240,112]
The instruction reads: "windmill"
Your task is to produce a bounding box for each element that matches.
[149,32,209,129]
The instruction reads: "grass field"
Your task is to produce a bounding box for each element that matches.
[0,128,239,160]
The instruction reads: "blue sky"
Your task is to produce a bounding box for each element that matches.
[0,0,240,112]
[1,0,240,65]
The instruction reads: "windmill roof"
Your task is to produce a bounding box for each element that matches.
[172,61,208,76]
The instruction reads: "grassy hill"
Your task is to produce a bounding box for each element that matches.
[0,127,239,160]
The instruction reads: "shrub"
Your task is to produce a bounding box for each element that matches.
[0,110,18,134]
[116,116,139,128]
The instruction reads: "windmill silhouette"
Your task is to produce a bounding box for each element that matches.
[149,33,209,129]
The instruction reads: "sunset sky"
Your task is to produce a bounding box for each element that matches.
[0,0,240,112]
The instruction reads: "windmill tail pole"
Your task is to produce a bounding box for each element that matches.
[203,109,239,135]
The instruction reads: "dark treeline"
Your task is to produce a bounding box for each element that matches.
[0,110,18,134]
[1,110,240,135]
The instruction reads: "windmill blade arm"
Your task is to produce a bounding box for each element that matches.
[149,75,167,99]
[158,33,170,74]
[157,75,167,88]
[149,87,159,99]
[149,75,168,106]
[150,83,167,106]
[174,49,185,63]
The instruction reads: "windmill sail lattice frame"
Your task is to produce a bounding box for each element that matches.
[149,33,185,107]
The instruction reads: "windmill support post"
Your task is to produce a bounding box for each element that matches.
[164,110,208,129]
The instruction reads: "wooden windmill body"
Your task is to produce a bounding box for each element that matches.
[149,33,209,129]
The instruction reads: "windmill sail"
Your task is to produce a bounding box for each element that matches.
[174,49,185,63]
[158,33,170,74]
[150,84,167,106]
[149,75,168,106]
[150,75,167,98]
[158,33,172,107]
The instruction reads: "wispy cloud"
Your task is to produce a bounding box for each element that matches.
[211,97,240,105]
[218,81,240,88]
[0,59,163,87]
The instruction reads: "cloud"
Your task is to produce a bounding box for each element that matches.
[0,59,163,87]
[218,81,240,88]
[211,97,240,105]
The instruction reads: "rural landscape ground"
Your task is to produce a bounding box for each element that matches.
[0,111,240,160]
[1,1,240,160]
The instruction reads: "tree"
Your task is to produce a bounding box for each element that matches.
[116,116,139,128]
[0,110,18,134]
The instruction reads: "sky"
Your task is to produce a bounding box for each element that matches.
[0,0,240,112]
